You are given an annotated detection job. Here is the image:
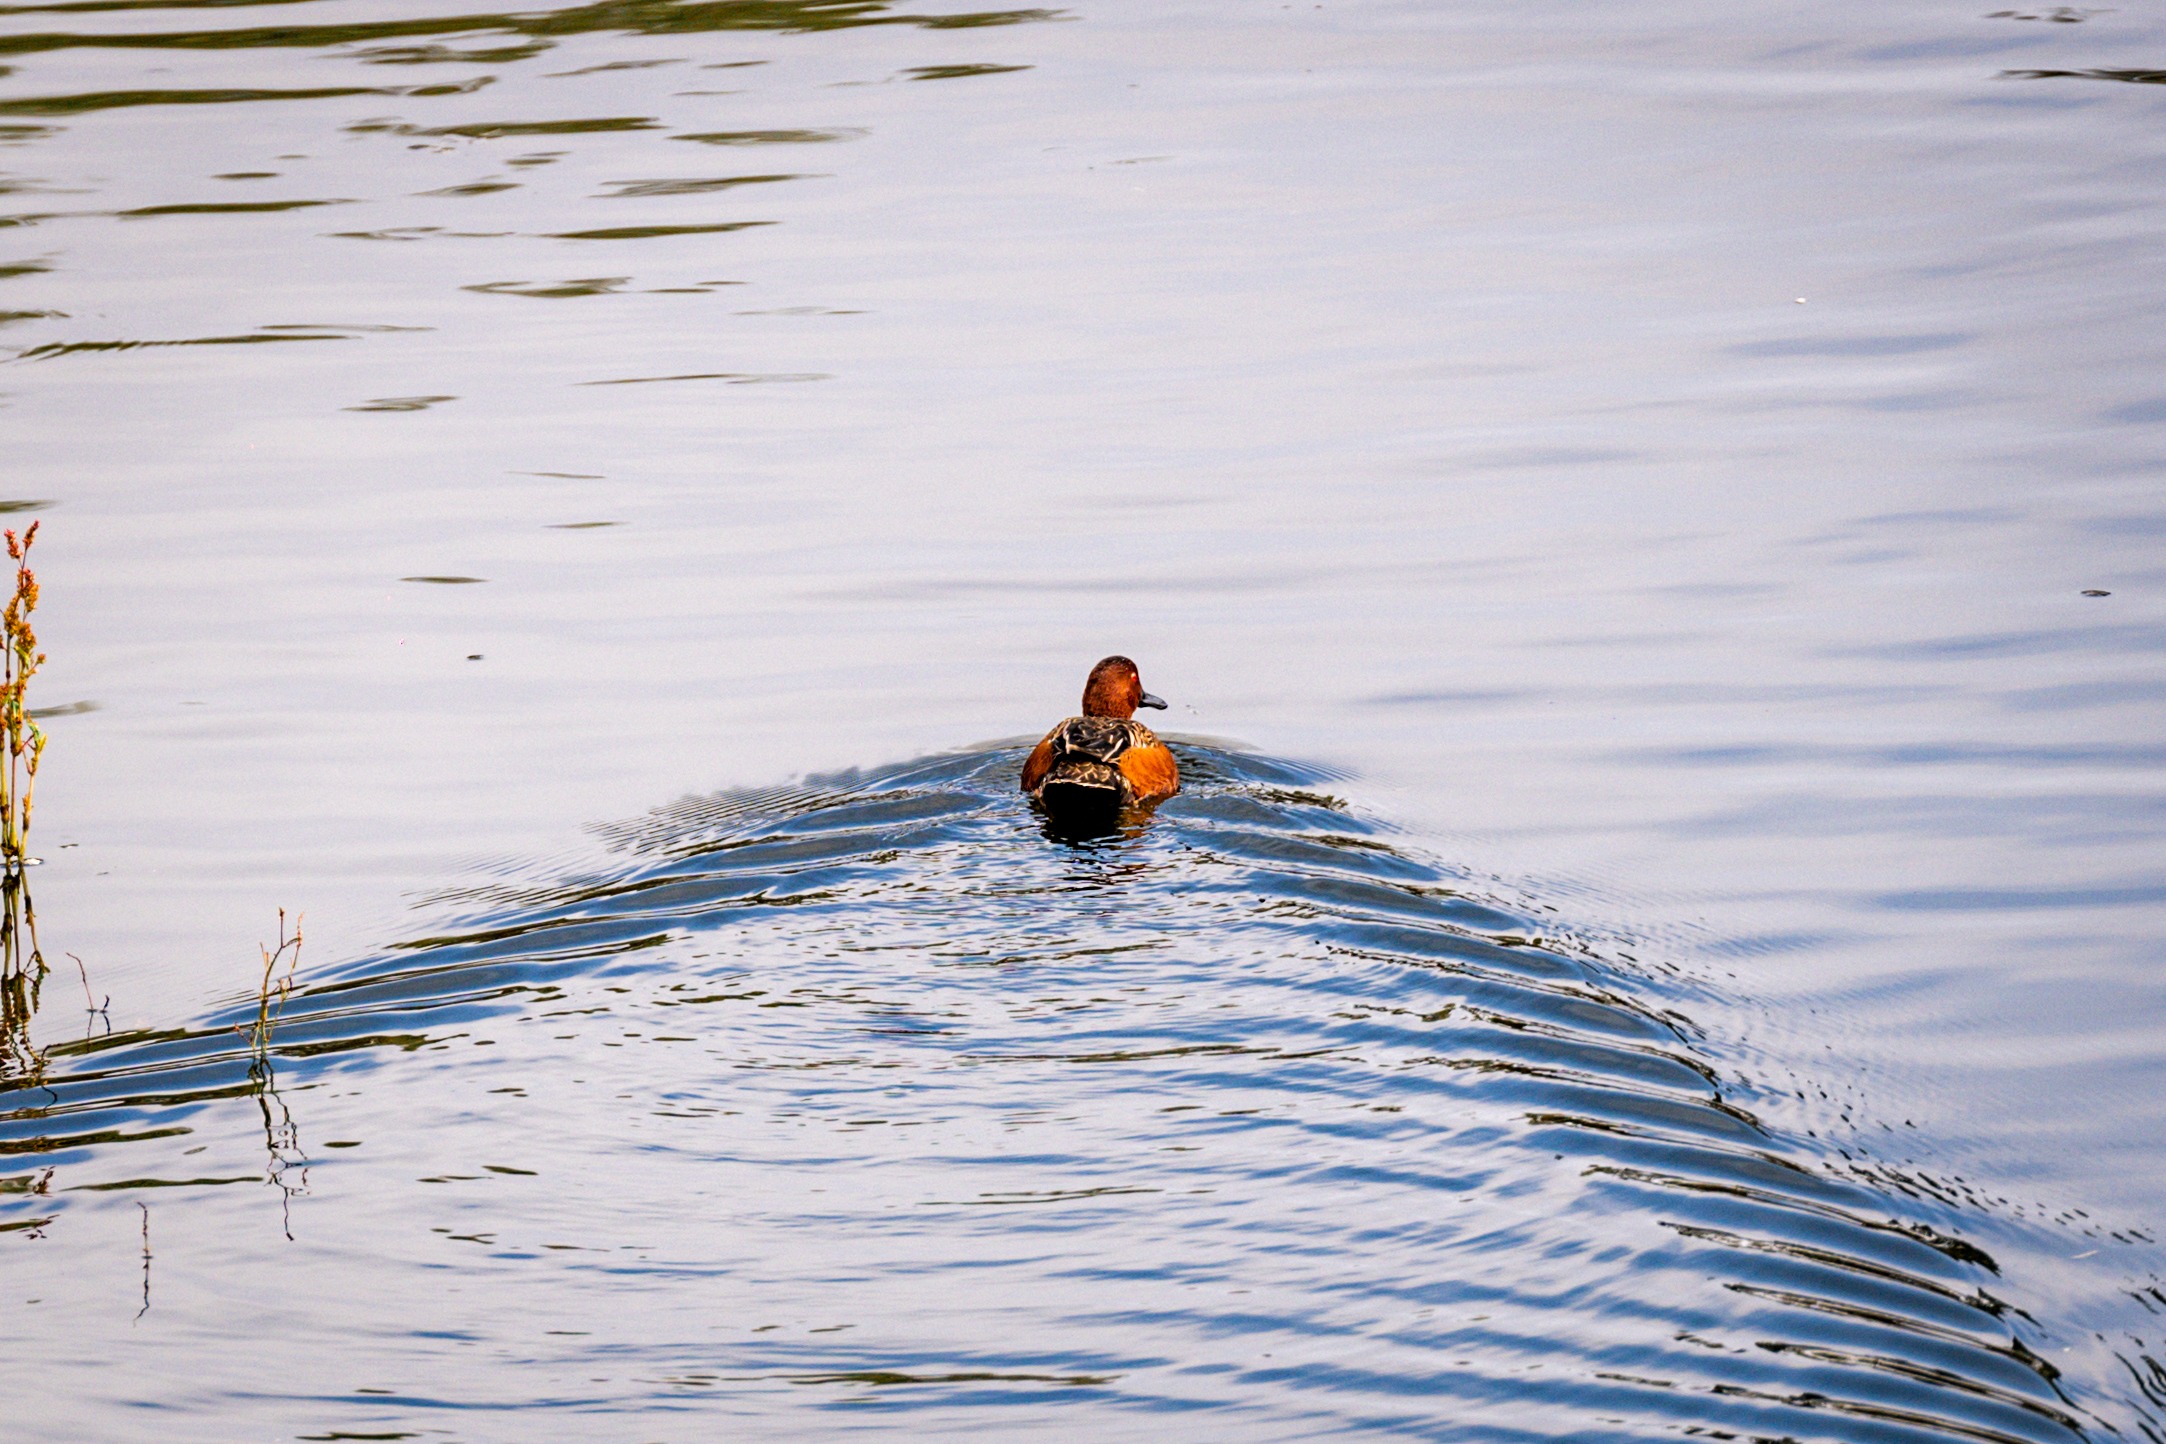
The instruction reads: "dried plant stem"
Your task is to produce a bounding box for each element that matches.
[0,520,44,874]
[251,909,303,1057]
[0,524,48,1085]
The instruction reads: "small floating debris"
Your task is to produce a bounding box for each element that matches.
[401,575,486,584]
[2081,589,2111,597]
[548,521,620,529]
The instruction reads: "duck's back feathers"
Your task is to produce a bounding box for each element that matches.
[1021,715,1180,820]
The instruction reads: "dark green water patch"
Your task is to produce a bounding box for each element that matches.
[350,41,557,65]
[116,198,350,216]
[464,276,628,297]
[349,394,456,411]
[350,115,661,138]
[672,126,863,144]
[544,219,770,238]
[0,85,389,115]
[0,0,1062,60]
[901,62,1030,79]
[597,173,807,196]
[12,329,346,359]
[416,180,520,197]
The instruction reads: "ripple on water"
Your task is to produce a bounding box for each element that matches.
[3,744,2154,1438]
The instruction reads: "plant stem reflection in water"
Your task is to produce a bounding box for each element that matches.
[0,876,43,1090]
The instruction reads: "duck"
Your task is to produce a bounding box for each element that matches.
[1021,655,1181,825]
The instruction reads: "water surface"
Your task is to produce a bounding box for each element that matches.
[2,0,2165,1435]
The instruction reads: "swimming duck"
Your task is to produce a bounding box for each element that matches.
[1021,655,1181,825]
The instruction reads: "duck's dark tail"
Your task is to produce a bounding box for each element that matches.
[1038,758,1128,829]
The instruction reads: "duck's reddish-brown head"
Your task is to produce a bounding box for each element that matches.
[1081,655,1167,719]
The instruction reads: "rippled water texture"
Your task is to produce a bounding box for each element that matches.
[3,0,2165,1435]
[3,747,2153,1438]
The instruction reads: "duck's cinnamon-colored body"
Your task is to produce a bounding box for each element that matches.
[1022,656,1180,824]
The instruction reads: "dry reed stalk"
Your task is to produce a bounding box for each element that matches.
[250,909,303,1057]
[0,521,43,875]
[0,525,47,1083]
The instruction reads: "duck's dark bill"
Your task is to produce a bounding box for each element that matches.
[1139,692,1168,709]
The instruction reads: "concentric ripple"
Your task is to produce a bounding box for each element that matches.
[4,744,2150,1439]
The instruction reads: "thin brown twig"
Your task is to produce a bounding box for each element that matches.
[250,909,304,1057]
[66,950,108,1032]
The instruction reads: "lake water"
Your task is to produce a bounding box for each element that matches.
[3,0,2164,1437]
